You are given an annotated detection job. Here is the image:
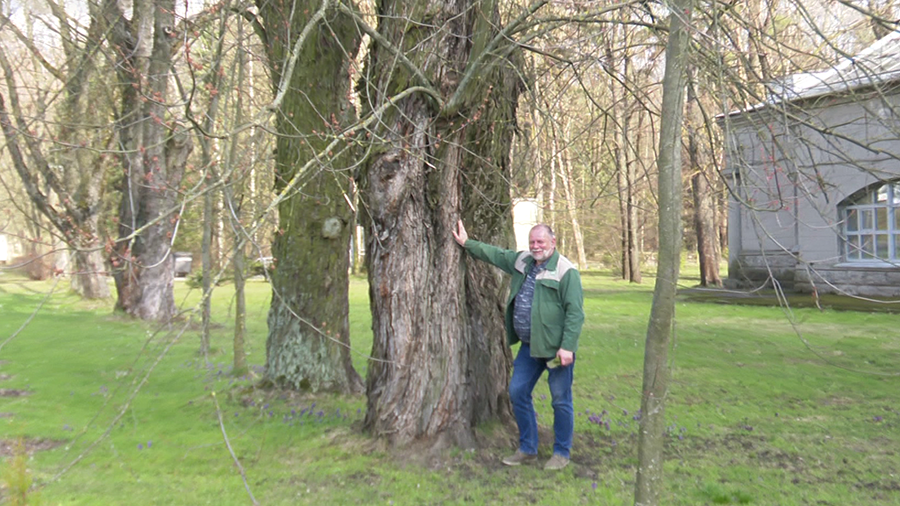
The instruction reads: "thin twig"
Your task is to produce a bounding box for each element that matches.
[212,391,259,505]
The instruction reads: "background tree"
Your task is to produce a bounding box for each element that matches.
[686,75,722,287]
[103,0,194,321]
[0,2,113,297]
[255,0,363,393]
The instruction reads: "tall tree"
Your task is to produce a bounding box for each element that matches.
[256,0,363,392]
[194,1,231,358]
[0,3,112,298]
[686,77,721,287]
[359,0,524,447]
[553,120,588,267]
[605,21,643,283]
[103,0,194,321]
[635,0,692,502]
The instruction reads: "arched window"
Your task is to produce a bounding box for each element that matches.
[841,180,900,262]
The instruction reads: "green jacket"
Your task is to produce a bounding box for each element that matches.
[464,240,584,358]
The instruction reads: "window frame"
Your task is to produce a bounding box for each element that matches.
[840,181,900,264]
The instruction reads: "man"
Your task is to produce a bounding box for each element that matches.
[452,220,584,471]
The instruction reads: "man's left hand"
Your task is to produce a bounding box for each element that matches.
[557,348,574,367]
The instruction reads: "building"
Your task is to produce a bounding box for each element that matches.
[512,198,540,251]
[720,31,900,297]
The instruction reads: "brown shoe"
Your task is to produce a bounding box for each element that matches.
[543,453,570,470]
[501,450,538,466]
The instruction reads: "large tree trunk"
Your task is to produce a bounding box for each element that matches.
[70,244,109,299]
[360,0,519,449]
[106,0,190,321]
[258,0,362,393]
[634,0,691,503]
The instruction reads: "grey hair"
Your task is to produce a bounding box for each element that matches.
[531,223,555,239]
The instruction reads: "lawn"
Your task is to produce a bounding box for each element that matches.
[0,268,897,505]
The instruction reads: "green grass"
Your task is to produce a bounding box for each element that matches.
[0,268,898,505]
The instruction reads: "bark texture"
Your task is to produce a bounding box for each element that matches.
[105,0,191,321]
[259,0,363,393]
[360,0,519,448]
[635,0,691,503]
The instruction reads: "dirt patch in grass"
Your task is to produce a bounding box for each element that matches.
[0,389,30,397]
[0,438,64,457]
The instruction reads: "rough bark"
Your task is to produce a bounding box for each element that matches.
[635,0,691,503]
[360,0,519,449]
[258,0,363,393]
[105,0,191,321]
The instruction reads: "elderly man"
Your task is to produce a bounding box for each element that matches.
[452,220,584,470]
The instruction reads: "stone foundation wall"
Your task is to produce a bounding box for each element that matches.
[794,265,900,297]
[728,251,900,297]
[727,251,797,290]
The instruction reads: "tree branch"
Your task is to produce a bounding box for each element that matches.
[337,1,443,108]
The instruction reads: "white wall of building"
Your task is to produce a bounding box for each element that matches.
[512,199,540,251]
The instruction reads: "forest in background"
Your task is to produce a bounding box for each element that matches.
[1,1,897,503]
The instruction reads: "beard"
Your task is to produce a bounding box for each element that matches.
[531,247,553,262]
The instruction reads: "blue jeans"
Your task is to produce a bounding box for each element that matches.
[509,343,574,458]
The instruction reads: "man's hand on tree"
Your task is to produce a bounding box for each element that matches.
[452,219,468,246]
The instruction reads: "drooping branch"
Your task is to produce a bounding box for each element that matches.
[0,48,84,230]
